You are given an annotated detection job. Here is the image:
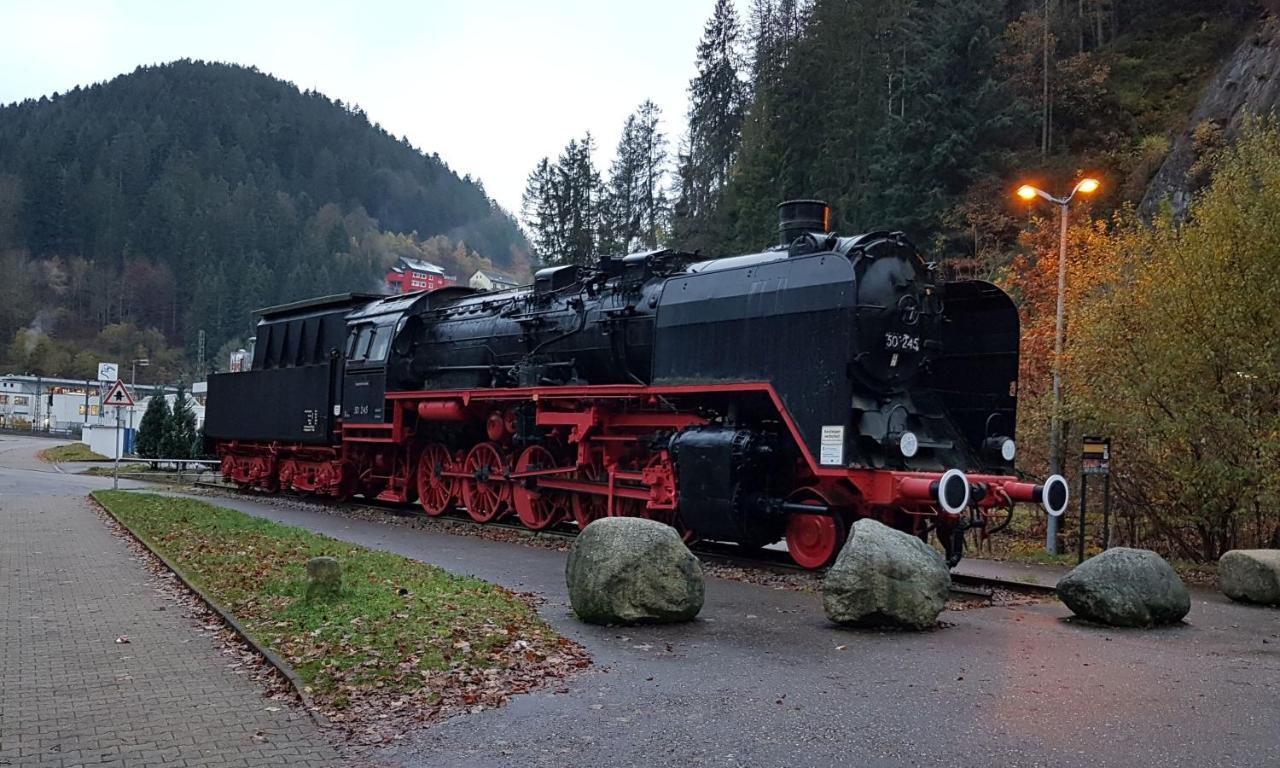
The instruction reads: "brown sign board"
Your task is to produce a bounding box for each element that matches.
[1082,436,1110,476]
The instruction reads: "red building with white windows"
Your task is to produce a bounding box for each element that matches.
[385,257,456,294]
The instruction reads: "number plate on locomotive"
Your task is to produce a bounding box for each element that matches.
[884,332,920,352]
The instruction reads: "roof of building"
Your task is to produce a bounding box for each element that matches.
[0,373,189,393]
[472,269,522,286]
[395,257,447,275]
[256,293,382,319]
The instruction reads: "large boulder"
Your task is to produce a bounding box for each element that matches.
[566,517,704,625]
[1057,548,1190,627]
[1218,549,1280,606]
[822,518,950,630]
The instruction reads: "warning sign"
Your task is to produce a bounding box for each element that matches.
[820,425,845,466]
[101,380,135,408]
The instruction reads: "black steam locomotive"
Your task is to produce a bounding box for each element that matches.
[206,200,1067,568]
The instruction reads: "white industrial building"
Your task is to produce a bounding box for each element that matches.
[0,374,205,448]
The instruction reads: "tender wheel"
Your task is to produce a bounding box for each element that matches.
[461,442,511,523]
[570,461,608,529]
[784,488,848,569]
[416,443,456,516]
[513,445,569,530]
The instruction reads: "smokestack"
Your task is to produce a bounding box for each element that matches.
[777,199,830,246]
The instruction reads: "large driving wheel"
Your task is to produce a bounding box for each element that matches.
[512,445,569,531]
[416,443,456,516]
[461,442,511,523]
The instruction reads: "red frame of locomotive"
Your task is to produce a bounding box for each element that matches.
[218,381,1044,568]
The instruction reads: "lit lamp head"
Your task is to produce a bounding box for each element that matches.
[1016,184,1039,202]
[1075,178,1100,195]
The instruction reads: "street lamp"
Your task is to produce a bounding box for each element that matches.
[129,358,150,444]
[1016,177,1100,554]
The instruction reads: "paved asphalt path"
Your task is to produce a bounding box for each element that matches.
[0,436,341,768]
[148,486,1280,768]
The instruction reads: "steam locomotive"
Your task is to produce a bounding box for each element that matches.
[205,200,1067,568]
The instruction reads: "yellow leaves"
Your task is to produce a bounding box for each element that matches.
[1053,120,1280,556]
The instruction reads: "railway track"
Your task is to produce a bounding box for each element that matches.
[187,479,1055,600]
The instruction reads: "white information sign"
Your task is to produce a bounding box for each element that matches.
[97,362,119,383]
[820,425,845,466]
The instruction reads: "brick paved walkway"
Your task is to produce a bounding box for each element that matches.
[0,491,342,767]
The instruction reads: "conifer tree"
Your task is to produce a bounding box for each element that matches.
[675,0,747,250]
[521,157,559,258]
[161,384,197,459]
[521,136,603,266]
[135,387,170,459]
[555,135,603,266]
[602,101,670,254]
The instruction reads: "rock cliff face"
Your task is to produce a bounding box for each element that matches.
[1140,15,1280,219]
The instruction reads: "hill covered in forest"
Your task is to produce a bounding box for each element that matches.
[524,0,1265,274]
[0,60,529,382]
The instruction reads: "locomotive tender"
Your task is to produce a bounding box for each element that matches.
[205,200,1068,568]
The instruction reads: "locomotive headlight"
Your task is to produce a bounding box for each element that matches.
[898,431,919,458]
[1001,438,1016,462]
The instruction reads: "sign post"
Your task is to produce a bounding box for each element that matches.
[101,380,135,490]
[1079,437,1112,563]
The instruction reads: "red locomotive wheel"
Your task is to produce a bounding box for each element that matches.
[416,443,456,516]
[786,513,844,569]
[513,445,568,530]
[461,442,511,523]
[784,488,848,569]
[570,461,609,529]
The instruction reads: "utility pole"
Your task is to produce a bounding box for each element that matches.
[129,358,149,448]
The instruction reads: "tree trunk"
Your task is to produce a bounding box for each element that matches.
[1042,0,1050,157]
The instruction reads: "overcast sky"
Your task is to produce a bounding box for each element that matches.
[0,0,741,216]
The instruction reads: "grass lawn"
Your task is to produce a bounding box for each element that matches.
[91,490,585,729]
[38,442,109,462]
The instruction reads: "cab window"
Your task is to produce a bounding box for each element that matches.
[367,323,392,362]
[347,325,374,362]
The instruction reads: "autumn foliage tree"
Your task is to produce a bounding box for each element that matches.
[1012,121,1280,561]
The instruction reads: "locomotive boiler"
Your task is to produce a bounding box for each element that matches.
[206,200,1068,568]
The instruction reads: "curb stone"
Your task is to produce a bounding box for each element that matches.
[90,494,331,729]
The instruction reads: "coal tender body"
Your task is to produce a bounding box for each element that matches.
[208,200,1068,568]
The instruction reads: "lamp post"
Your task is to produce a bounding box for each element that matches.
[129,358,149,448]
[1017,177,1100,554]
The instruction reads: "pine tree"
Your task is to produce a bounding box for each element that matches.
[675,0,748,249]
[135,387,170,459]
[521,157,559,259]
[521,136,604,266]
[556,135,603,266]
[602,101,670,254]
[865,0,1029,238]
[161,384,197,459]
